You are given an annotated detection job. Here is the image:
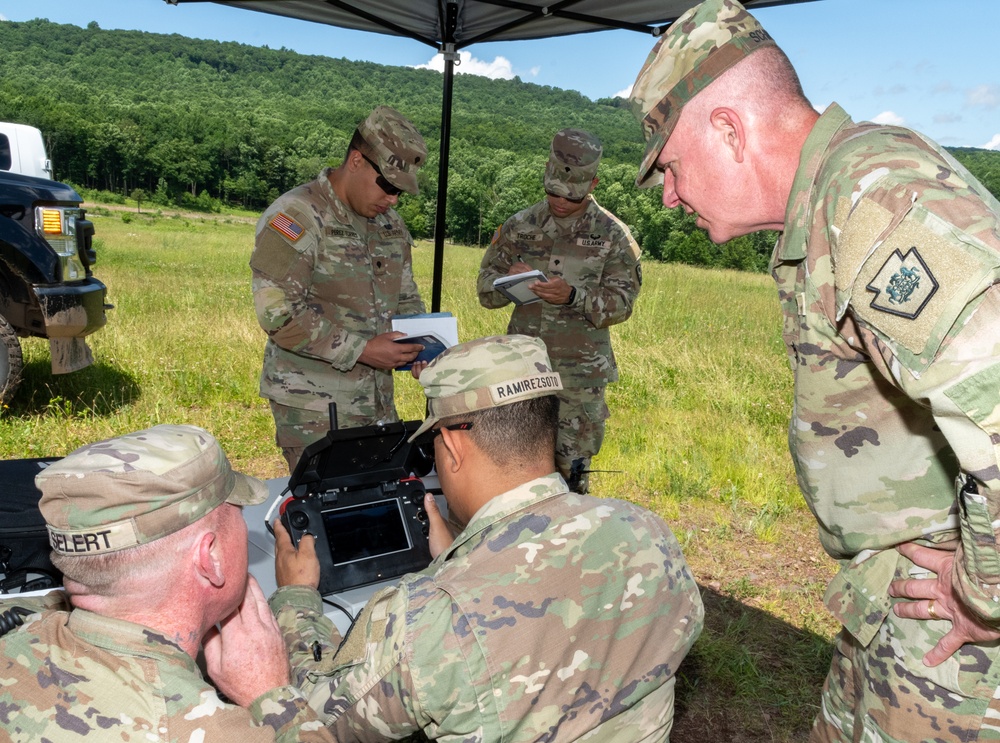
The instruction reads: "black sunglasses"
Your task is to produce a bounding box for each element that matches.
[430,421,474,439]
[361,153,404,197]
[545,189,586,204]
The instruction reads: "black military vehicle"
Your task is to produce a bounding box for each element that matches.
[0,171,110,403]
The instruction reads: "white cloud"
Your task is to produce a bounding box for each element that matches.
[529,66,540,78]
[982,133,1000,151]
[414,51,515,80]
[967,84,1000,110]
[0,14,7,21]
[613,85,632,99]
[872,110,906,126]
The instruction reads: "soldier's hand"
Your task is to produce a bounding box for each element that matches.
[358,331,423,371]
[274,519,321,589]
[203,576,290,706]
[889,542,1000,666]
[508,261,533,275]
[531,275,573,305]
[410,360,429,379]
[425,492,454,558]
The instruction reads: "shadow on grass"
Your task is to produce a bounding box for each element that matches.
[672,585,834,743]
[7,358,141,417]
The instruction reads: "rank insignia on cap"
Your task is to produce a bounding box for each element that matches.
[269,212,304,242]
[865,247,938,320]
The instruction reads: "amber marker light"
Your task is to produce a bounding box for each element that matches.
[39,208,64,234]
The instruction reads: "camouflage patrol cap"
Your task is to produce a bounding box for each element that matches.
[409,335,563,441]
[356,105,428,195]
[629,0,776,188]
[544,128,603,201]
[37,424,267,556]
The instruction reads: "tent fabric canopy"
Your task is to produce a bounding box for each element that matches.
[168,0,813,49]
[167,0,816,309]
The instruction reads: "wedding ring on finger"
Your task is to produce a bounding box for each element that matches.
[927,598,939,620]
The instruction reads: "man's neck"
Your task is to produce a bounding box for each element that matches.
[68,588,206,659]
[456,460,557,521]
[757,109,820,232]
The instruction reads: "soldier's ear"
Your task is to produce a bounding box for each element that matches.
[347,149,366,172]
[709,107,746,164]
[195,531,226,588]
[439,427,465,473]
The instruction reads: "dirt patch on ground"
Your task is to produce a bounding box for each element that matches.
[85,202,258,224]
[668,503,839,741]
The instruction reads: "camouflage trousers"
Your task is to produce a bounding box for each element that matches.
[810,616,1000,741]
[269,402,335,473]
[555,386,609,494]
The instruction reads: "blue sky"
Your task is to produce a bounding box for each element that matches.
[2,0,998,150]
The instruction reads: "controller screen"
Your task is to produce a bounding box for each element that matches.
[320,498,412,565]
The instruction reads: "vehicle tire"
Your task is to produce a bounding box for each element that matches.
[0,314,23,405]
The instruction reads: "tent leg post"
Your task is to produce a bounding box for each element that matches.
[431,44,456,313]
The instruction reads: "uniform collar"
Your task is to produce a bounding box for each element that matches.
[543,196,599,234]
[438,472,568,562]
[319,166,385,235]
[775,103,854,263]
[67,608,198,671]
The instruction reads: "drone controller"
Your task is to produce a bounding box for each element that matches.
[280,477,432,595]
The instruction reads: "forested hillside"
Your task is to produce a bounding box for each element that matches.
[2,18,998,272]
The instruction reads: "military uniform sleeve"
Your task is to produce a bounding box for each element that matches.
[890,286,1000,623]
[251,209,369,371]
[270,579,481,741]
[570,224,642,329]
[269,585,344,687]
[396,235,426,316]
[247,686,338,743]
[270,583,424,740]
[840,177,1000,623]
[477,221,516,309]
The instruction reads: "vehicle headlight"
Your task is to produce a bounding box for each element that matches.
[35,207,87,281]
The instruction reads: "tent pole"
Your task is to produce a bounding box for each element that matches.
[431,44,456,313]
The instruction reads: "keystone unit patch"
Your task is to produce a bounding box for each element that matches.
[269,212,304,242]
[865,247,938,320]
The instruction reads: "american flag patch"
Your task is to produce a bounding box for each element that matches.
[269,212,303,242]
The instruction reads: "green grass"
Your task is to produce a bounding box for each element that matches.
[0,207,836,741]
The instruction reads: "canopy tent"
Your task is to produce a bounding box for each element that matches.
[166,0,816,309]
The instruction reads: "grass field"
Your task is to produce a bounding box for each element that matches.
[0,207,839,741]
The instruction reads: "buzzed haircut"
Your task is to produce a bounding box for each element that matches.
[441,395,559,469]
[750,46,807,103]
[717,46,809,112]
[50,506,222,593]
[346,128,369,160]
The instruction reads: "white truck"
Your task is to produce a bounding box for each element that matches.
[0,123,53,181]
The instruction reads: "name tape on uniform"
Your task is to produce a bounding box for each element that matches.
[48,521,141,555]
[488,373,562,405]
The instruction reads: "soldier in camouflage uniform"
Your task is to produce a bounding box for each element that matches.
[477,129,642,493]
[270,334,703,741]
[629,0,1000,740]
[252,106,428,472]
[0,424,334,743]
